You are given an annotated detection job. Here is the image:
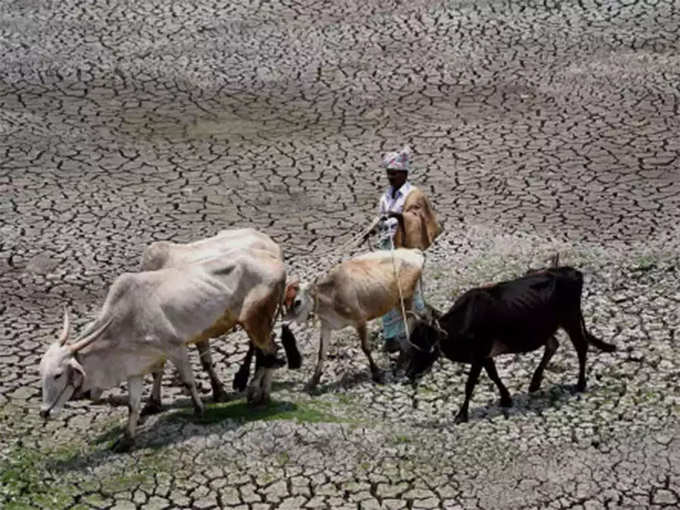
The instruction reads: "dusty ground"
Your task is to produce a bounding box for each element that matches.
[1,0,680,508]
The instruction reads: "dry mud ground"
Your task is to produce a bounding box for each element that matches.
[1,0,680,508]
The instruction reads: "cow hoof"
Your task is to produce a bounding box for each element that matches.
[454,414,468,425]
[140,401,163,417]
[576,382,586,393]
[249,397,268,409]
[528,383,541,393]
[111,436,135,453]
[500,397,513,408]
[212,387,230,403]
[304,374,321,393]
[246,385,263,404]
[247,394,267,407]
[304,381,319,394]
[372,370,385,384]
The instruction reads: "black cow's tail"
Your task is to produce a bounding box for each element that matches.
[580,311,616,352]
[586,331,616,352]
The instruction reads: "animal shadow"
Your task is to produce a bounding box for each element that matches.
[417,382,584,428]
[47,398,303,472]
[476,382,580,422]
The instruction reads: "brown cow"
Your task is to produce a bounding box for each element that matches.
[283,248,425,389]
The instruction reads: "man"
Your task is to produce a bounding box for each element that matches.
[370,145,442,353]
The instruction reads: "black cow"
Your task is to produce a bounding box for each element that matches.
[406,266,616,423]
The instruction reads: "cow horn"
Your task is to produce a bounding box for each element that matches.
[551,252,560,267]
[59,307,71,346]
[69,316,114,353]
[406,311,421,320]
[433,319,448,340]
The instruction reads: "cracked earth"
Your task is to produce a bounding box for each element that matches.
[2,0,680,508]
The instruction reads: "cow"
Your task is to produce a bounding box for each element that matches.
[39,248,297,452]
[406,266,616,424]
[283,248,425,390]
[141,228,282,270]
[139,228,291,412]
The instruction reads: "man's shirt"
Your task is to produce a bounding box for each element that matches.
[378,181,413,239]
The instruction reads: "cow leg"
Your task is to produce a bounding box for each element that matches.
[240,289,281,404]
[196,340,228,402]
[247,366,265,404]
[358,323,384,384]
[247,357,278,404]
[307,324,331,392]
[169,347,204,416]
[483,358,512,408]
[563,319,588,392]
[246,345,277,405]
[242,345,276,405]
[455,362,483,424]
[255,333,288,402]
[141,362,165,417]
[233,342,256,392]
[529,335,559,393]
[112,375,143,452]
[260,366,275,402]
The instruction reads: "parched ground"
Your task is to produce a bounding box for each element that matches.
[1,0,680,508]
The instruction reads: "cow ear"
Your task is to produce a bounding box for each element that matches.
[284,279,300,308]
[68,357,86,385]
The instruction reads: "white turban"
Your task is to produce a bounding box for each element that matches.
[382,145,412,171]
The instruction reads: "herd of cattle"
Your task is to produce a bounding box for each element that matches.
[38,228,616,451]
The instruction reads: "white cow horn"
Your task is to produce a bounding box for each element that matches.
[69,316,114,353]
[59,307,71,346]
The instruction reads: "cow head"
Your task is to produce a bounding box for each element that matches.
[283,278,314,324]
[39,309,110,419]
[406,316,446,382]
[40,309,83,418]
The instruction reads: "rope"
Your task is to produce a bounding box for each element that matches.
[387,234,436,355]
[307,216,382,278]
[388,235,411,341]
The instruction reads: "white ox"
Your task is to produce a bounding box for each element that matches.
[39,248,290,451]
[140,228,284,412]
[283,248,425,390]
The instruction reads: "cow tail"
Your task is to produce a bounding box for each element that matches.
[277,279,302,369]
[580,310,616,352]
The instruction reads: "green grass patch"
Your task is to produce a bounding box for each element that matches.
[275,451,290,467]
[0,418,173,508]
[91,424,124,446]
[392,434,411,444]
[0,444,79,509]
[336,393,356,406]
[630,254,657,271]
